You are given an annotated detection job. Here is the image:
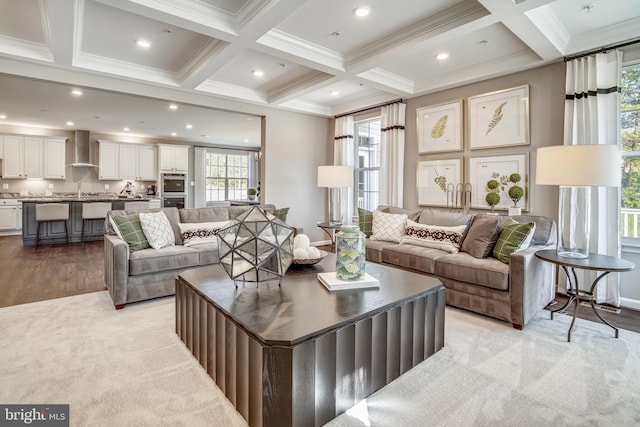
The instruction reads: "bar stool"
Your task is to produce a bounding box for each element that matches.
[124,201,150,211]
[35,203,70,246]
[81,202,112,244]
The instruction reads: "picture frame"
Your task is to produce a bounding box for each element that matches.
[468,85,529,150]
[417,158,462,207]
[417,100,463,153]
[468,153,529,211]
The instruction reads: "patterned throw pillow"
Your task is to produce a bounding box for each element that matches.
[272,208,289,222]
[493,220,536,263]
[401,219,467,253]
[139,211,175,250]
[111,214,150,252]
[358,207,390,237]
[370,210,408,243]
[178,221,230,246]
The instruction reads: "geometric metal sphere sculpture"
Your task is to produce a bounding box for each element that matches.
[217,206,294,286]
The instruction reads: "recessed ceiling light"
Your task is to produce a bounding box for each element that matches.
[136,39,151,48]
[353,6,370,17]
[435,52,450,60]
[244,139,249,143]
[66,121,74,126]
[0,114,6,119]
[185,124,193,129]
[169,104,178,110]
[123,127,130,132]
[171,132,177,136]
[71,89,83,96]
[252,70,264,77]
[330,91,340,96]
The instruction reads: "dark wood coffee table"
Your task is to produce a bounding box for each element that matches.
[176,254,445,427]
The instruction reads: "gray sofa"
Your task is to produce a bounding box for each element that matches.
[104,204,284,309]
[365,207,557,330]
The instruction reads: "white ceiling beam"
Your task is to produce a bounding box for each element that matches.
[564,17,640,55]
[44,0,76,67]
[267,71,335,105]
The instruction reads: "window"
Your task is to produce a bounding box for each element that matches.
[205,150,255,202]
[621,64,640,240]
[354,118,381,211]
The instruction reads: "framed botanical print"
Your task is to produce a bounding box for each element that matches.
[468,153,529,210]
[417,100,463,153]
[468,85,529,149]
[417,158,462,207]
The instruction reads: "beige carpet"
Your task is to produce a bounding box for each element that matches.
[1,292,639,427]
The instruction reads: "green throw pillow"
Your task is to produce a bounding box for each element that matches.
[493,220,535,264]
[112,214,150,252]
[358,207,389,237]
[273,207,289,223]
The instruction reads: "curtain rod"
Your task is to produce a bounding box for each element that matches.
[334,98,403,119]
[564,38,640,62]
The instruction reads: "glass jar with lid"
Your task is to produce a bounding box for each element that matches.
[335,224,366,280]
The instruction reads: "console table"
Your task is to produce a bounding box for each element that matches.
[535,249,634,342]
[176,254,445,427]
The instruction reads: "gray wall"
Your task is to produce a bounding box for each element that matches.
[403,61,566,220]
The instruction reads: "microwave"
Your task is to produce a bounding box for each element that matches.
[162,173,186,194]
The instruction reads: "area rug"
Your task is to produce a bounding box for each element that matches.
[1,292,639,427]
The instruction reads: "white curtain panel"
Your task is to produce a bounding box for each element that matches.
[380,102,407,208]
[564,50,622,305]
[334,115,355,223]
[193,146,206,208]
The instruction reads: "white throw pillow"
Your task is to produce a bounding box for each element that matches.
[178,221,229,246]
[370,210,408,243]
[401,219,467,253]
[139,211,175,249]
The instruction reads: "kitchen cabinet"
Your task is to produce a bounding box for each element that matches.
[1,135,48,179]
[98,141,119,180]
[159,145,188,173]
[0,200,21,231]
[43,138,66,179]
[119,144,156,180]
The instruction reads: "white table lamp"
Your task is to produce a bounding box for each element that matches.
[536,144,621,258]
[318,165,353,224]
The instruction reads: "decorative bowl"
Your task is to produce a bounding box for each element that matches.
[291,250,329,265]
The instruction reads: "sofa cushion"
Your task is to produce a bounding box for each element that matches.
[370,210,407,243]
[188,242,220,265]
[401,220,466,253]
[382,243,449,274]
[273,207,289,222]
[139,211,175,250]
[460,216,504,258]
[179,206,230,223]
[358,207,390,237]
[365,239,398,263]
[129,245,199,276]
[419,209,474,227]
[111,214,150,252]
[229,204,276,219]
[435,252,510,291]
[108,208,181,245]
[509,214,556,245]
[178,221,229,246]
[377,205,421,221]
[493,220,536,263]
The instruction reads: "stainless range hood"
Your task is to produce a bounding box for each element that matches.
[68,130,96,167]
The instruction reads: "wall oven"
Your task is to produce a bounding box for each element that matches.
[161,173,186,194]
[162,196,186,209]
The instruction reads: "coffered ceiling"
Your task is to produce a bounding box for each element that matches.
[0,0,638,145]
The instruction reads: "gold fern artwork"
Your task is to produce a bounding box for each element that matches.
[430,114,448,139]
[433,170,447,192]
[485,101,507,135]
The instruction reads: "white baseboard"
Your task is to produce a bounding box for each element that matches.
[621,297,640,311]
[311,240,331,247]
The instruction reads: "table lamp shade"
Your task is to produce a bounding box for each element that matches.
[536,144,621,187]
[536,144,621,258]
[317,165,353,188]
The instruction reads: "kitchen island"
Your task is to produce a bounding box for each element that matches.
[21,196,160,246]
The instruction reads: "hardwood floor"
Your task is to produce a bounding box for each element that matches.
[1,237,638,334]
[0,235,105,308]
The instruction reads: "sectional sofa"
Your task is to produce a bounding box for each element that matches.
[364,206,557,329]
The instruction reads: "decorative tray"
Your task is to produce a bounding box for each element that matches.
[291,250,329,265]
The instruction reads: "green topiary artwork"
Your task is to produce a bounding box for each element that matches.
[485,192,500,210]
[507,173,524,207]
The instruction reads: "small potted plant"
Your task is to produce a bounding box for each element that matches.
[485,179,500,213]
[247,187,257,201]
[507,173,524,216]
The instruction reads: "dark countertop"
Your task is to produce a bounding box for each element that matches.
[20,197,159,203]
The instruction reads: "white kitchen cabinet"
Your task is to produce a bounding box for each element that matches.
[98,141,119,180]
[43,138,66,179]
[0,138,3,159]
[159,145,188,173]
[118,144,156,181]
[0,200,21,231]
[1,135,43,179]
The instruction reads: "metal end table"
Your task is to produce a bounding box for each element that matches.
[535,249,635,342]
[317,221,342,251]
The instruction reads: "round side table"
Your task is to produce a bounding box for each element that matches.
[316,222,342,251]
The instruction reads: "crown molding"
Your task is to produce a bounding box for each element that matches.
[267,70,333,104]
[177,39,229,83]
[196,80,267,104]
[0,35,53,62]
[73,52,180,86]
[524,5,570,55]
[357,68,414,94]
